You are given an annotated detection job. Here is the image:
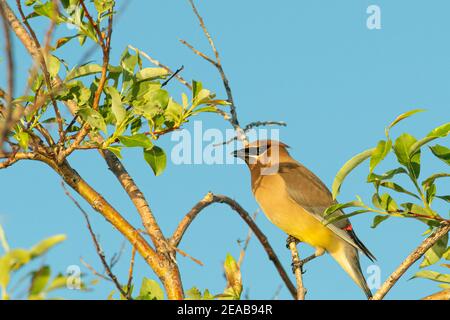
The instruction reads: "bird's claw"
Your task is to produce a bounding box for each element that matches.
[291,260,306,274]
[286,235,300,249]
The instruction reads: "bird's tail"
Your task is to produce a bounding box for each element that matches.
[330,244,372,299]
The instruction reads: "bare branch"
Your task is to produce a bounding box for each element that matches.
[170,192,297,298]
[372,222,450,300]
[184,0,244,142]
[61,181,129,299]
[422,289,450,300]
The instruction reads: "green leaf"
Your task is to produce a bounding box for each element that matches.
[119,134,152,148]
[413,270,450,284]
[429,145,450,166]
[425,184,436,205]
[379,181,420,199]
[30,234,66,259]
[371,215,390,228]
[223,254,242,300]
[143,146,166,176]
[66,64,103,81]
[0,256,11,291]
[372,193,398,211]
[94,0,114,14]
[46,274,70,292]
[130,118,142,135]
[393,133,421,177]
[370,140,392,173]
[106,87,126,124]
[185,287,202,300]
[386,109,425,134]
[400,203,435,219]
[409,122,450,157]
[137,278,164,300]
[106,146,123,159]
[7,249,31,271]
[420,234,448,268]
[332,148,374,199]
[165,98,183,123]
[324,201,363,216]
[192,80,203,99]
[45,55,60,78]
[16,131,30,150]
[77,108,107,133]
[136,68,169,81]
[422,173,450,189]
[29,266,51,296]
[437,195,450,203]
[193,88,212,106]
[367,167,408,183]
[120,48,138,74]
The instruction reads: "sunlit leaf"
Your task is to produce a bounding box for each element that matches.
[370,140,392,173]
[371,215,390,228]
[136,68,168,81]
[119,134,152,148]
[332,148,374,199]
[429,145,450,166]
[413,270,450,283]
[77,108,107,133]
[136,278,164,300]
[143,146,166,176]
[30,235,66,259]
[420,234,448,268]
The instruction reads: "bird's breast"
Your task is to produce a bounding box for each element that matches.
[253,174,341,253]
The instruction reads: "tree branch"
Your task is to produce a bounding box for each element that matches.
[288,239,306,300]
[170,192,297,298]
[422,289,450,300]
[372,222,450,300]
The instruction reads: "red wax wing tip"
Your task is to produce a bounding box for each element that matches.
[343,224,353,231]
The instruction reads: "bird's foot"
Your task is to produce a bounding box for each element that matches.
[291,260,306,274]
[285,235,300,249]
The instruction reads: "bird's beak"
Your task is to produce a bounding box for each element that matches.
[231,148,246,159]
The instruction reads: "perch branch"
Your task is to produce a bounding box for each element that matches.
[170,192,297,298]
[288,239,306,300]
[372,222,450,300]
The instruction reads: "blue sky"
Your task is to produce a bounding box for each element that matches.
[1,0,449,300]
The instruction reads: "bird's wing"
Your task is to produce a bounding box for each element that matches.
[278,162,375,261]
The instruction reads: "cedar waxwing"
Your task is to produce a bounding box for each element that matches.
[233,140,375,299]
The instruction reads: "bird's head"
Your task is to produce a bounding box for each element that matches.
[232,140,291,173]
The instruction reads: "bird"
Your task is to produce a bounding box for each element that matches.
[232,140,375,299]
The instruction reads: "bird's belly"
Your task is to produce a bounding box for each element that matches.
[255,187,341,252]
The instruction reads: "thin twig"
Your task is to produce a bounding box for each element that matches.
[184,0,243,141]
[126,246,136,299]
[170,192,297,298]
[372,222,450,300]
[80,257,111,282]
[128,45,192,90]
[61,181,130,299]
[237,210,259,267]
[161,65,185,88]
